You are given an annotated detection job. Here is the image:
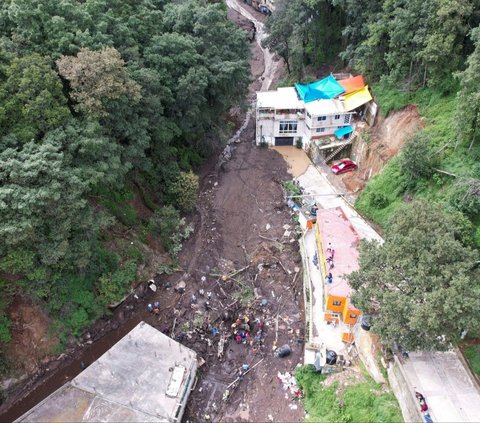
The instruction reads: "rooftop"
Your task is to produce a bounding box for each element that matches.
[17,322,197,423]
[304,99,346,116]
[256,87,304,109]
[316,207,360,304]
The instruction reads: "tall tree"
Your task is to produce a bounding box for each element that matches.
[455,25,480,150]
[0,53,70,143]
[348,201,480,351]
[56,47,141,118]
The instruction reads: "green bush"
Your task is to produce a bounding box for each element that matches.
[167,171,199,212]
[398,132,437,188]
[259,141,268,149]
[125,243,144,264]
[0,315,12,344]
[448,177,480,219]
[369,192,389,209]
[97,260,138,306]
[464,345,480,376]
[97,187,138,227]
[296,139,303,149]
[149,206,193,258]
[66,308,90,337]
[295,365,402,423]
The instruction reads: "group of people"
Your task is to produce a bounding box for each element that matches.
[147,301,160,315]
[231,315,265,348]
[326,242,335,284]
[415,392,433,423]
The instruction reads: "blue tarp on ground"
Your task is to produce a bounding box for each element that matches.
[295,75,345,103]
[334,125,353,139]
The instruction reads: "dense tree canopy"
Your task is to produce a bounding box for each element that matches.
[265,0,480,89]
[0,0,249,345]
[348,201,480,351]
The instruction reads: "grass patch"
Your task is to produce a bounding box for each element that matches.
[464,345,480,376]
[358,83,480,238]
[355,158,405,227]
[295,365,402,423]
[372,81,413,116]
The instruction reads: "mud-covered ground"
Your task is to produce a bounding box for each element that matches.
[0,2,305,422]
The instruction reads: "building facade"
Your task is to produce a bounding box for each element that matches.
[256,74,372,152]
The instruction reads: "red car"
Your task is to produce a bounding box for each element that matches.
[331,159,358,175]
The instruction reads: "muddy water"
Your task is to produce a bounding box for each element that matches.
[271,146,311,178]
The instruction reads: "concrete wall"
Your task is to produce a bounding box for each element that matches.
[387,356,423,423]
[352,326,385,384]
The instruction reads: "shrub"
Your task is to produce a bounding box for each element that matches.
[167,171,199,212]
[448,177,480,219]
[149,206,193,258]
[369,192,389,209]
[97,260,138,306]
[97,187,138,227]
[398,132,437,188]
[259,141,268,149]
[296,139,303,149]
[66,308,90,337]
[0,315,12,344]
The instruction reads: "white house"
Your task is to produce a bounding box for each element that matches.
[255,74,372,152]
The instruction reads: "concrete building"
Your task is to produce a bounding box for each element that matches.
[256,74,373,161]
[16,322,197,423]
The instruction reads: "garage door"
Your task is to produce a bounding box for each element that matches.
[275,137,294,146]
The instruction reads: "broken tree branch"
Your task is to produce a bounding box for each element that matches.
[226,358,265,390]
[259,234,278,242]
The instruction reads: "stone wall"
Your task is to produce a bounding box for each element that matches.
[387,356,423,423]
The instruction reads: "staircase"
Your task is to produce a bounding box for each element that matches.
[323,131,358,164]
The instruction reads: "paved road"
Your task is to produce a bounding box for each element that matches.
[403,351,480,422]
[294,159,480,422]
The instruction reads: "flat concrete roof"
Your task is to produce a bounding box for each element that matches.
[316,207,360,302]
[257,87,304,109]
[17,322,197,423]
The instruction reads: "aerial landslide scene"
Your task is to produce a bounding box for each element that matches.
[0,1,480,422]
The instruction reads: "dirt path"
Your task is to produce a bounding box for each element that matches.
[0,2,304,422]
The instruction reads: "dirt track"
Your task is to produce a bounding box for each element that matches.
[0,2,305,422]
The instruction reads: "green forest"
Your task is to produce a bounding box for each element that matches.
[0,0,250,358]
[265,0,480,351]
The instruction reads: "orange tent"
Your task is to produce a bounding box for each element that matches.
[338,75,365,94]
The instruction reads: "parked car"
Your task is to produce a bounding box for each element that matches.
[330,159,358,175]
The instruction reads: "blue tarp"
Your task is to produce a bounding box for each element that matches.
[334,125,353,139]
[295,75,345,103]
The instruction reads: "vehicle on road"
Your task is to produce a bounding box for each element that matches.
[330,159,358,175]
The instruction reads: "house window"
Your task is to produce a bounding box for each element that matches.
[332,300,342,306]
[350,314,357,319]
[344,114,351,124]
[315,128,325,133]
[259,108,273,115]
[334,114,340,120]
[306,123,311,130]
[306,111,312,119]
[279,120,297,134]
[317,116,327,121]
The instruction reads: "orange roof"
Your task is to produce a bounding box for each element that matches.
[338,75,365,94]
